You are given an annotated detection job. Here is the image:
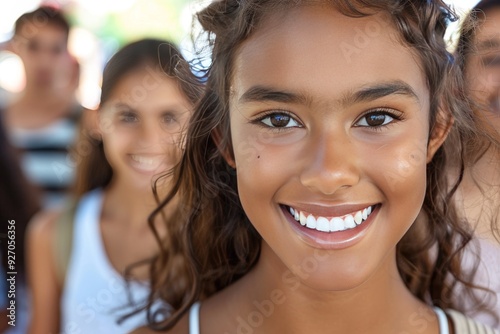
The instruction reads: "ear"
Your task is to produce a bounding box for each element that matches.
[10,37,21,54]
[426,108,454,163]
[212,126,236,169]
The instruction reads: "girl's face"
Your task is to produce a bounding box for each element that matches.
[466,7,500,131]
[100,67,192,190]
[228,6,447,291]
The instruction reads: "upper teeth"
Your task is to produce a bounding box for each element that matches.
[288,206,373,233]
[131,155,154,165]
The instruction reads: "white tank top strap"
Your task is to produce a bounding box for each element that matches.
[189,301,201,334]
[433,307,450,334]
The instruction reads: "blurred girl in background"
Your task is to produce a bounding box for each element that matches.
[26,38,202,334]
[454,0,500,327]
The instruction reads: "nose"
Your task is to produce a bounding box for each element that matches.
[299,131,360,195]
[136,122,163,148]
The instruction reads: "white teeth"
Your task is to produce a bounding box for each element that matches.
[306,215,317,229]
[354,211,362,225]
[316,217,330,232]
[288,205,375,233]
[344,215,356,228]
[131,155,154,165]
[330,217,344,232]
[299,211,306,226]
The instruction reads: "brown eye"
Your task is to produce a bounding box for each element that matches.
[481,54,500,67]
[261,113,300,128]
[365,114,386,126]
[119,112,138,123]
[162,112,176,124]
[355,111,396,128]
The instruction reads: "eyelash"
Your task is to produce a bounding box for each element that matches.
[482,55,500,67]
[354,108,404,131]
[119,112,138,123]
[253,108,403,132]
[162,112,177,124]
[252,110,302,133]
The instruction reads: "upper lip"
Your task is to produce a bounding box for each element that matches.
[130,153,164,156]
[282,203,377,218]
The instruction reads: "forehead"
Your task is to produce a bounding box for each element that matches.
[475,8,500,45]
[106,68,188,108]
[18,23,67,42]
[232,5,428,107]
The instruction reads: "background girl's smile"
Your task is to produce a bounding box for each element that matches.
[128,154,168,174]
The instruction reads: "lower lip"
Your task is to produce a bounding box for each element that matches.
[281,205,378,250]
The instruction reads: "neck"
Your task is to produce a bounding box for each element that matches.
[225,243,435,334]
[102,177,171,230]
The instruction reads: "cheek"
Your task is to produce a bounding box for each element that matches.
[162,142,183,167]
[234,141,279,205]
[371,140,428,223]
[231,130,290,225]
[101,130,131,159]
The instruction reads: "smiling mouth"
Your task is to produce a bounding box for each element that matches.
[129,154,165,172]
[131,155,155,165]
[285,204,377,233]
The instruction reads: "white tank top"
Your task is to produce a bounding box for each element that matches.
[60,189,157,334]
[188,303,499,334]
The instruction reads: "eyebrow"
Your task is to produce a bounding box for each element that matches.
[343,81,420,106]
[238,86,310,105]
[238,80,419,107]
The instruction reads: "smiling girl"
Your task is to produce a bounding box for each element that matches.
[453,0,500,327]
[134,1,498,333]
[26,39,202,334]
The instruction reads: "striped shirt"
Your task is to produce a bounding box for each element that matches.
[6,106,81,209]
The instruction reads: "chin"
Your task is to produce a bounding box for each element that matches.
[295,265,374,293]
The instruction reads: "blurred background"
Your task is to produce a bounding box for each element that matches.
[0,0,483,110]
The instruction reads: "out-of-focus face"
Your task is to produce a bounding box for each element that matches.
[99,67,193,191]
[14,23,68,87]
[466,7,500,132]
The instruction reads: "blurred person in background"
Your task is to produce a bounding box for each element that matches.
[453,0,500,328]
[0,116,41,333]
[2,5,83,209]
[26,38,202,334]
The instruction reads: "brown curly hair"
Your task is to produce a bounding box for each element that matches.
[144,0,497,330]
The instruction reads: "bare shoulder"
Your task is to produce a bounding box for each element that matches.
[27,210,61,241]
[26,210,61,246]
[25,209,63,276]
[25,209,64,333]
[129,313,189,334]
